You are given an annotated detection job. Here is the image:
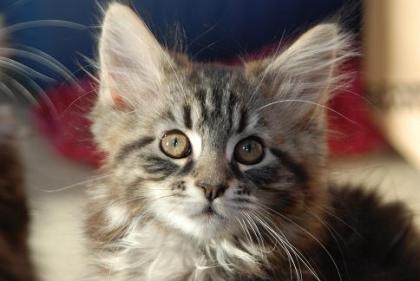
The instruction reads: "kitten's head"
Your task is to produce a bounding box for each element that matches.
[92,4,350,241]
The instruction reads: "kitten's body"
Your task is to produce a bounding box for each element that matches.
[318,187,420,281]
[86,4,420,281]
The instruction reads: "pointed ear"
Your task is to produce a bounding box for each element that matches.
[98,3,168,109]
[246,24,351,118]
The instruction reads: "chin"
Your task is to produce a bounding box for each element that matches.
[154,206,234,241]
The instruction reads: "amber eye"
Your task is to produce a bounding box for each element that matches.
[160,130,191,159]
[234,136,265,165]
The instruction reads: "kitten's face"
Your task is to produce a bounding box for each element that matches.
[93,4,348,241]
[104,66,309,240]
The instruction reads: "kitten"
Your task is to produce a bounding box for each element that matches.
[86,3,420,281]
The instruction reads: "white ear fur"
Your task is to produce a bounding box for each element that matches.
[252,24,351,105]
[98,3,167,108]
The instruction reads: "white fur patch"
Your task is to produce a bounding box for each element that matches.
[186,130,202,160]
[93,218,265,281]
[106,204,129,229]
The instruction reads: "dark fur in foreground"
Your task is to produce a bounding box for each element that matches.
[314,187,420,281]
[0,121,36,281]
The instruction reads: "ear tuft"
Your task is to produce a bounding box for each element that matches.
[98,3,168,109]
[247,23,352,102]
[246,24,353,124]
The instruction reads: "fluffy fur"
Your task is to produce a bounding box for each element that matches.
[86,3,420,281]
[0,16,7,58]
[0,106,37,281]
[0,18,37,281]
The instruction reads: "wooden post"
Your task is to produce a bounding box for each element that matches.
[364,0,420,170]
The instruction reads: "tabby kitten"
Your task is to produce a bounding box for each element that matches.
[86,3,420,281]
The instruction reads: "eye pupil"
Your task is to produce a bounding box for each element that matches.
[172,138,178,147]
[160,130,191,159]
[243,143,252,152]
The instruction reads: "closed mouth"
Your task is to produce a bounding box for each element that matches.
[193,205,224,219]
[204,206,215,215]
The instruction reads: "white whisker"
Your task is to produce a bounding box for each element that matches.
[0,81,18,103]
[0,57,55,81]
[38,174,111,193]
[2,20,86,34]
[9,46,80,84]
[257,98,360,127]
[255,203,342,281]
[4,75,39,106]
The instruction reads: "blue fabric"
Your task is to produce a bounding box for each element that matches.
[1,0,96,84]
[0,0,360,87]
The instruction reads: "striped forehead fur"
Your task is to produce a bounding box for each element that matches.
[86,3,352,281]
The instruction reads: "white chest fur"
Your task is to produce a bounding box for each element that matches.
[95,221,226,281]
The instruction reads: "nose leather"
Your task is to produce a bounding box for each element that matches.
[196,182,227,201]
